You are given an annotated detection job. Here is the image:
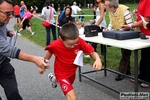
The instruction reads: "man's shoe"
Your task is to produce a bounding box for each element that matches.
[140,83,149,88]
[115,74,124,81]
[130,79,135,83]
[130,79,141,84]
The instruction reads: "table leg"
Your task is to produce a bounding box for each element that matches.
[78,66,82,82]
[103,45,107,76]
[134,50,138,92]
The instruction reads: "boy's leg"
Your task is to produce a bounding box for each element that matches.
[58,79,76,100]
[66,89,76,100]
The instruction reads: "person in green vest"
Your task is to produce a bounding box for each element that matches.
[104,0,133,81]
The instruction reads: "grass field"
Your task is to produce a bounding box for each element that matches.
[17,4,139,74]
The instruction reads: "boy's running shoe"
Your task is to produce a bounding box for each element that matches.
[48,73,57,88]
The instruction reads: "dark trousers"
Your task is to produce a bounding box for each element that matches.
[0,58,22,100]
[118,48,131,74]
[45,24,57,46]
[138,48,150,82]
[91,27,105,54]
[57,27,61,38]
[91,43,105,54]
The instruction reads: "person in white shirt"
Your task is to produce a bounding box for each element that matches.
[41,0,57,46]
[71,1,84,21]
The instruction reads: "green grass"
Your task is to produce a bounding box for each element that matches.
[18,4,140,74]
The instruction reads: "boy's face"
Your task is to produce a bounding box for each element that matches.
[63,38,79,49]
[76,23,82,29]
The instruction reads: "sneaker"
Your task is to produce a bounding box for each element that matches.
[130,79,135,83]
[48,73,57,88]
[31,32,35,35]
[130,79,141,84]
[115,74,124,81]
[140,83,149,88]
[17,32,21,36]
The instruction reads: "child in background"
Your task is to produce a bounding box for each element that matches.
[39,23,102,100]
[18,7,35,35]
[75,20,84,35]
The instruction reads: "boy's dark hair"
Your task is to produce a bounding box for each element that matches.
[60,23,79,41]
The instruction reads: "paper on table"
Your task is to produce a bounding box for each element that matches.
[73,50,83,67]
[139,14,146,23]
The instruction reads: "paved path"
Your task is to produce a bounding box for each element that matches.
[0,17,149,100]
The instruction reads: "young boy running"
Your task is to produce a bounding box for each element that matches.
[39,23,102,100]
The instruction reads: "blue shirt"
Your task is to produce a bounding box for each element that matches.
[20,6,25,18]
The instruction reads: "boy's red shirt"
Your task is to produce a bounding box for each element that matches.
[45,37,94,80]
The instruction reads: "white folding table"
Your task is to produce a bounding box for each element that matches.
[79,33,150,93]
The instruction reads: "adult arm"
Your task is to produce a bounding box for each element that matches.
[122,20,143,30]
[53,8,57,14]
[20,16,27,24]
[18,51,49,69]
[77,6,84,14]
[56,12,60,25]
[24,5,27,13]
[121,9,143,30]
[0,36,49,69]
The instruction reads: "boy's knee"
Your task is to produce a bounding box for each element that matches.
[66,95,76,100]
[66,90,76,100]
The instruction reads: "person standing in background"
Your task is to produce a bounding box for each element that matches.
[104,0,133,81]
[71,1,84,21]
[13,2,21,29]
[56,6,73,37]
[41,0,57,46]
[20,1,27,18]
[33,3,38,13]
[91,0,107,54]
[57,4,60,12]
[122,0,150,88]
[18,7,35,35]
[0,0,49,99]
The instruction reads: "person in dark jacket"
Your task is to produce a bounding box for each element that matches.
[0,0,49,99]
